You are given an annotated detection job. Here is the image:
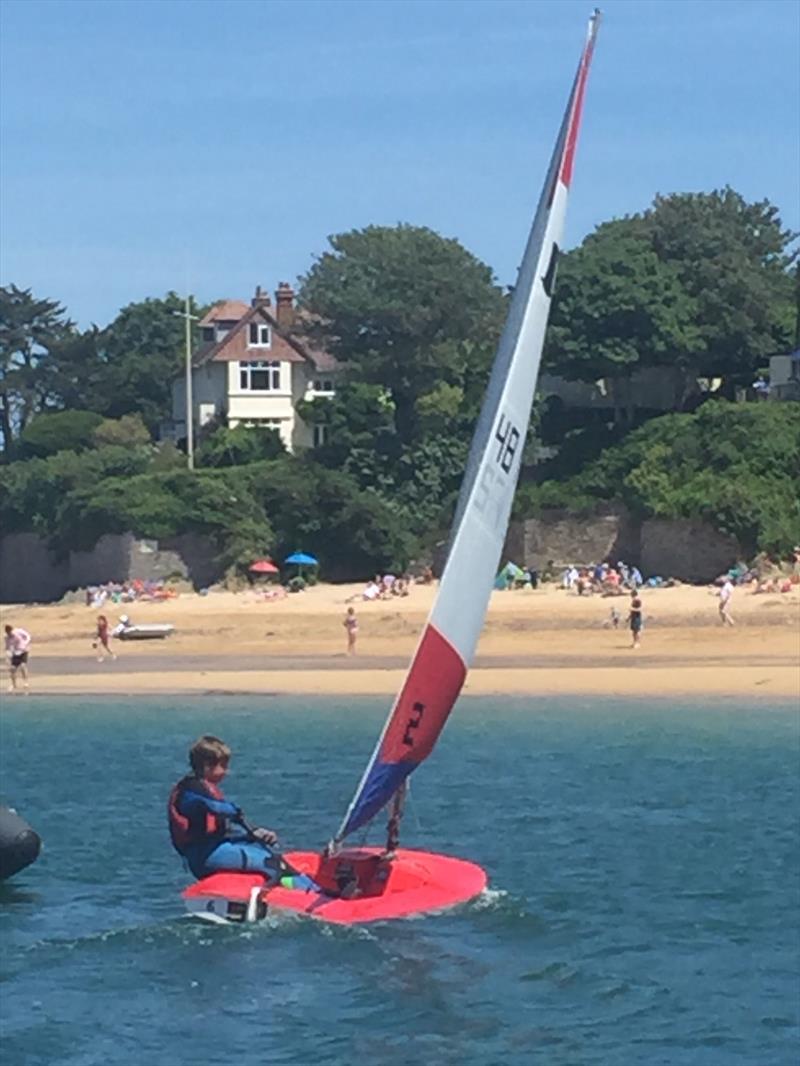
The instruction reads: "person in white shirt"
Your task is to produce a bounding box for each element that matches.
[718,579,735,626]
[4,625,31,692]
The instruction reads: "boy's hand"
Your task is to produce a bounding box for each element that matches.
[252,827,278,846]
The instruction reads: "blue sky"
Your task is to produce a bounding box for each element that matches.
[1,0,798,328]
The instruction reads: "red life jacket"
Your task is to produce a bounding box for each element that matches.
[167,776,226,854]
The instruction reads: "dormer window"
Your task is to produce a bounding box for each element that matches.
[248,322,272,348]
[202,326,215,343]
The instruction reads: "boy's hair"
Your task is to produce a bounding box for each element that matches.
[189,734,231,774]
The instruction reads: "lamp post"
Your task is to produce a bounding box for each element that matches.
[173,297,199,470]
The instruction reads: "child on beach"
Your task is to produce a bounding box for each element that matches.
[628,592,643,649]
[92,614,116,661]
[343,606,358,655]
[167,735,319,891]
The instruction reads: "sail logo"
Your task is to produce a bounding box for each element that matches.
[402,701,425,747]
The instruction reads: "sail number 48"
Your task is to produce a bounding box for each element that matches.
[494,413,520,473]
[472,412,521,530]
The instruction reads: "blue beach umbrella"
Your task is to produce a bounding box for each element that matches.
[284,551,319,584]
[284,552,318,566]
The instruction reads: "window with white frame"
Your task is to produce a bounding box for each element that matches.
[313,424,329,447]
[239,360,281,391]
[248,322,272,348]
[312,378,335,394]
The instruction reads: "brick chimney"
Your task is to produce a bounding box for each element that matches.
[251,285,271,309]
[275,282,295,328]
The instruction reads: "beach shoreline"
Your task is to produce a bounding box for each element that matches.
[2,583,798,701]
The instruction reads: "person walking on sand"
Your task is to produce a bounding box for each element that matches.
[628,592,643,649]
[4,624,31,692]
[718,578,735,626]
[92,614,116,661]
[343,606,359,655]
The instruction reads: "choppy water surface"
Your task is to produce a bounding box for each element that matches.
[1,696,798,1066]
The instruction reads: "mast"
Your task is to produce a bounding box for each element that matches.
[332,10,601,850]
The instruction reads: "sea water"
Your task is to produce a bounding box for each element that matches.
[0,696,798,1066]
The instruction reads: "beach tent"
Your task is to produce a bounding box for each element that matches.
[494,561,525,589]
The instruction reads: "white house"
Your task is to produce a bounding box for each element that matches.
[170,283,337,452]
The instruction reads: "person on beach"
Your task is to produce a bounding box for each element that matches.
[718,578,735,626]
[343,606,358,655]
[628,592,643,649]
[4,624,31,692]
[92,614,116,661]
[168,735,319,891]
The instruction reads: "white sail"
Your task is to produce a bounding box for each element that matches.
[335,11,601,844]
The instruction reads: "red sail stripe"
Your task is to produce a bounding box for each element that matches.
[379,625,467,764]
[559,28,597,188]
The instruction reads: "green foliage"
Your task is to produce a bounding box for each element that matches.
[246,458,415,579]
[98,292,202,432]
[0,445,153,539]
[299,224,505,446]
[645,188,796,382]
[93,413,152,449]
[519,402,800,553]
[544,189,797,416]
[57,467,274,560]
[545,220,700,408]
[0,284,75,454]
[20,410,104,458]
[196,423,285,468]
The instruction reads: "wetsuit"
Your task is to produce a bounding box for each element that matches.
[168,776,318,890]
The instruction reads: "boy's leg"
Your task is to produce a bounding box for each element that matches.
[200,841,321,893]
[202,841,281,881]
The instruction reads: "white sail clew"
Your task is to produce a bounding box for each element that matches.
[335,11,601,844]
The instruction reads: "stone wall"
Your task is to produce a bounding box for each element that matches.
[504,508,639,570]
[506,509,739,583]
[639,518,739,584]
[0,532,221,604]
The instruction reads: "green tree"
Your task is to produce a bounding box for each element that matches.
[100,292,203,431]
[93,413,152,449]
[247,458,415,579]
[544,189,796,419]
[544,220,701,422]
[42,326,111,415]
[644,188,796,392]
[19,410,104,458]
[196,423,285,468]
[0,285,75,455]
[0,445,153,539]
[299,225,506,447]
[297,381,401,495]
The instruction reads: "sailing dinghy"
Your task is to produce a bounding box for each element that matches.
[183,10,601,925]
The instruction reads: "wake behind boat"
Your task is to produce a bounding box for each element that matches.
[182,9,601,925]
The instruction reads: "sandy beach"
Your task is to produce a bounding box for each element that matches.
[2,581,798,701]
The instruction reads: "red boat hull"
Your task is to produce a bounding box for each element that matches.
[182,847,487,924]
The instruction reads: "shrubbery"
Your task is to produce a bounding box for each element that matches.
[516,402,800,554]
